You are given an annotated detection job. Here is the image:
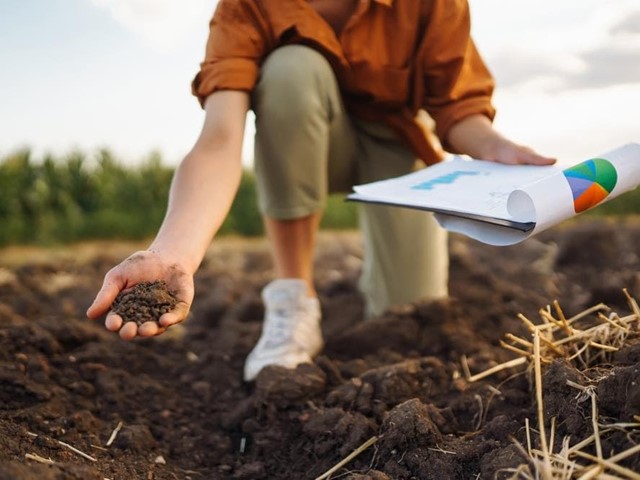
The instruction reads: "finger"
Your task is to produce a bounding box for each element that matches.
[525,155,556,166]
[87,275,125,319]
[138,321,162,337]
[158,301,190,327]
[517,150,557,166]
[105,313,124,332]
[119,322,139,341]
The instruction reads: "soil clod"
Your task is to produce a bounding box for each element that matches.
[110,280,177,326]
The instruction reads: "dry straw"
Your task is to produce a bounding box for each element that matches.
[466,289,640,479]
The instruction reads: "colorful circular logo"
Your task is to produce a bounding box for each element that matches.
[563,158,618,213]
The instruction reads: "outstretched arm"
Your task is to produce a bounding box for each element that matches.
[87,90,250,340]
[447,114,556,165]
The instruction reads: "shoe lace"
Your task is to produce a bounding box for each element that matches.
[262,294,307,348]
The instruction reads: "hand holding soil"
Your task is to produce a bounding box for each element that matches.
[86,250,194,340]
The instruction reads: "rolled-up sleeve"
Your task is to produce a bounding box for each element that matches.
[421,0,496,150]
[191,0,272,107]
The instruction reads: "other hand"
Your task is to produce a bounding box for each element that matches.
[447,114,556,166]
[485,138,556,166]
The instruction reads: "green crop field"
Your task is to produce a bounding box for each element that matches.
[0,149,359,246]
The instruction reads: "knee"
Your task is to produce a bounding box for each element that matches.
[260,45,333,89]
[254,45,336,116]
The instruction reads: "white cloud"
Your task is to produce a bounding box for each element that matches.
[89,0,216,51]
[2,0,636,167]
[471,1,640,92]
[574,46,640,89]
[468,0,640,161]
[470,0,633,53]
[492,83,640,163]
[615,11,640,35]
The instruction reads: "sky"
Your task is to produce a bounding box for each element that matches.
[0,0,639,166]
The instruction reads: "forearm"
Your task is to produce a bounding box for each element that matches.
[149,146,243,274]
[148,91,249,274]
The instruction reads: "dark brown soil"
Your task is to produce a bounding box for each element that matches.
[111,281,177,326]
[1,217,640,479]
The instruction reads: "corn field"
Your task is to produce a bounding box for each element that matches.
[0,148,359,246]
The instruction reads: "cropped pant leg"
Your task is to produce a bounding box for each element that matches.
[352,122,449,317]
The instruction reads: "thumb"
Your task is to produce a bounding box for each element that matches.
[158,301,191,327]
[87,278,124,319]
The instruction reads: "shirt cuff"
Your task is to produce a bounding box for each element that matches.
[191,58,260,107]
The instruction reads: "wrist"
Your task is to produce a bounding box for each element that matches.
[475,134,509,161]
[146,244,199,275]
[447,114,500,160]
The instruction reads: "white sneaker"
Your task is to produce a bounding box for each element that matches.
[243,279,323,381]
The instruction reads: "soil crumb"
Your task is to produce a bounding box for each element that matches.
[111,280,177,326]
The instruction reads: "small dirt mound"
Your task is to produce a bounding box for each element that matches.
[110,280,177,326]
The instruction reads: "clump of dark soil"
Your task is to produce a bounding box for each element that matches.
[1,217,640,479]
[110,280,177,326]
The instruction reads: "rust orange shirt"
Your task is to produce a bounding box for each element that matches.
[192,0,496,165]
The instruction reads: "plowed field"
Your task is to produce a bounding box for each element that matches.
[1,218,639,479]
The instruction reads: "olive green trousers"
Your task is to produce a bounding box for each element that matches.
[252,45,448,316]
